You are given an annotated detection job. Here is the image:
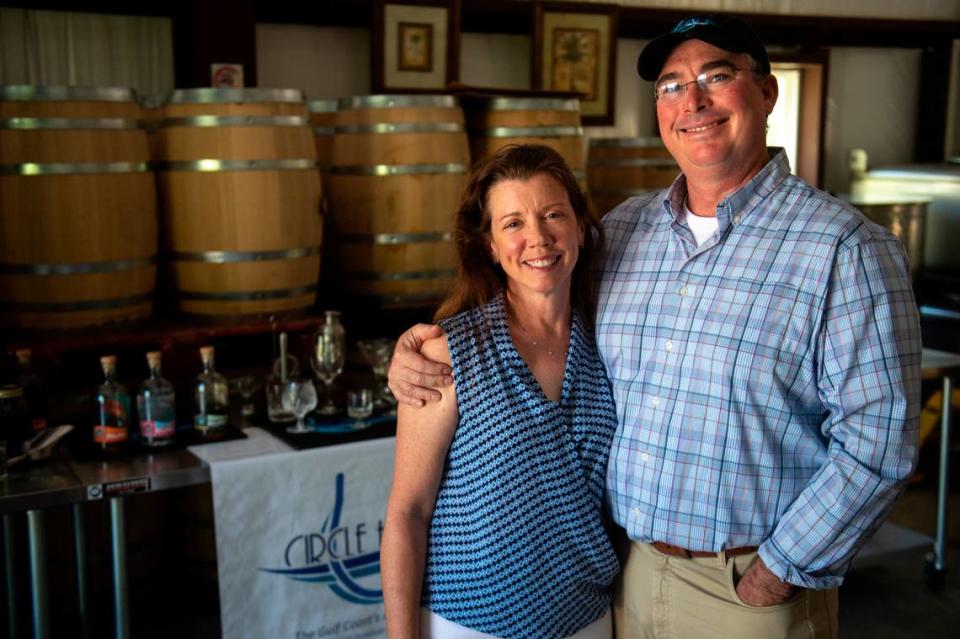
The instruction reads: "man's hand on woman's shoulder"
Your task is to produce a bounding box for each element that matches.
[388,323,454,407]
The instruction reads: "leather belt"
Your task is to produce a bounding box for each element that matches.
[651,541,759,559]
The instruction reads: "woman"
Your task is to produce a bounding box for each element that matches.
[380,145,619,639]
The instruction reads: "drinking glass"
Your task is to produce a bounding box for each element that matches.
[310,311,346,415]
[230,375,258,417]
[266,377,295,424]
[347,388,374,427]
[357,338,397,409]
[281,379,318,434]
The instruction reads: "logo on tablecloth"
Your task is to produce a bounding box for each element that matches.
[259,473,384,604]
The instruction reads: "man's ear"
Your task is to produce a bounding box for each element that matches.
[762,73,779,115]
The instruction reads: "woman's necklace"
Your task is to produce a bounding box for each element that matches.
[508,313,570,357]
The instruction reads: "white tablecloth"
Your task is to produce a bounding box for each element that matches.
[192,430,395,639]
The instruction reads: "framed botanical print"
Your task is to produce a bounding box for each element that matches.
[534,3,618,125]
[397,22,433,71]
[373,0,461,92]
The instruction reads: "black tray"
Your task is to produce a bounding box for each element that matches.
[257,410,397,450]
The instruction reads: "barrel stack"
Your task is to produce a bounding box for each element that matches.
[325,95,469,308]
[152,88,323,318]
[587,137,679,215]
[0,85,158,329]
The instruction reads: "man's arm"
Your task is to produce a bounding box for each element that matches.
[387,323,454,407]
[756,234,922,591]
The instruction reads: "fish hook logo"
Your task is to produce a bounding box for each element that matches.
[259,473,383,604]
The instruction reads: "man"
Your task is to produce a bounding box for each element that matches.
[389,14,921,638]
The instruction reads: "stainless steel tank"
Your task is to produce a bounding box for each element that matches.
[850,163,960,270]
[846,197,929,282]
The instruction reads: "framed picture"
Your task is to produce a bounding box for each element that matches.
[373,0,461,92]
[534,3,618,126]
[397,22,433,71]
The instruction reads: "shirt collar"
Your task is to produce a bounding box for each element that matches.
[661,148,791,225]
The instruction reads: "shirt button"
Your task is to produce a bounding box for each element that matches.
[641,453,649,462]
[632,507,641,516]
[651,396,660,407]
[665,340,673,351]
[679,285,688,296]
[733,214,742,224]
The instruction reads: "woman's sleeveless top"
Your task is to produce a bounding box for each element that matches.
[424,294,619,638]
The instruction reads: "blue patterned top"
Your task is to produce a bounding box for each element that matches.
[423,294,619,638]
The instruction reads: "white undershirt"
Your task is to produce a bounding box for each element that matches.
[685,204,719,246]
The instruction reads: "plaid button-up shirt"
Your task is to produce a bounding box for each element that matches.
[597,149,921,589]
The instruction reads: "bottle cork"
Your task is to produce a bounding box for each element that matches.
[100,355,117,373]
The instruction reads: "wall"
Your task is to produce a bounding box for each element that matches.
[586,38,657,141]
[255,23,370,99]
[822,47,922,193]
[459,32,531,91]
[554,0,960,21]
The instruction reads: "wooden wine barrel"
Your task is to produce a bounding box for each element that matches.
[139,93,167,160]
[326,95,468,307]
[153,88,323,317]
[587,137,679,215]
[468,97,586,185]
[0,85,157,329]
[307,98,338,171]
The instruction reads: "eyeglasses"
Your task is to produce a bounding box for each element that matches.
[653,67,749,104]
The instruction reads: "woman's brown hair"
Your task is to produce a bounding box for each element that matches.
[434,144,605,324]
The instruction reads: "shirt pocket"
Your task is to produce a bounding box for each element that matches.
[716,281,818,387]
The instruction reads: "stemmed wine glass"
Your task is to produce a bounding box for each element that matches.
[310,310,346,415]
[357,338,397,409]
[281,378,318,434]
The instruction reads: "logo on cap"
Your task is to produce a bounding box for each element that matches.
[672,16,718,33]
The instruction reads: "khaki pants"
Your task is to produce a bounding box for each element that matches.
[613,541,838,639]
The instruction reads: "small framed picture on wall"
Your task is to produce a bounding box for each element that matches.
[373,0,461,92]
[534,2,619,126]
[397,22,433,71]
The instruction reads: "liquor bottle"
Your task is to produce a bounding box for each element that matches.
[137,351,176,447]
[15,348,48,433]
[94,355,130,455]
[194,346,229,440]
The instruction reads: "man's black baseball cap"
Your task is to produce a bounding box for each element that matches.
[637,14,771,81]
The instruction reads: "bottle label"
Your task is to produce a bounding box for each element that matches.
[140,419,175,439]
[94,425,128,444]
[103,399,128,420]
[194,414,229,431]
